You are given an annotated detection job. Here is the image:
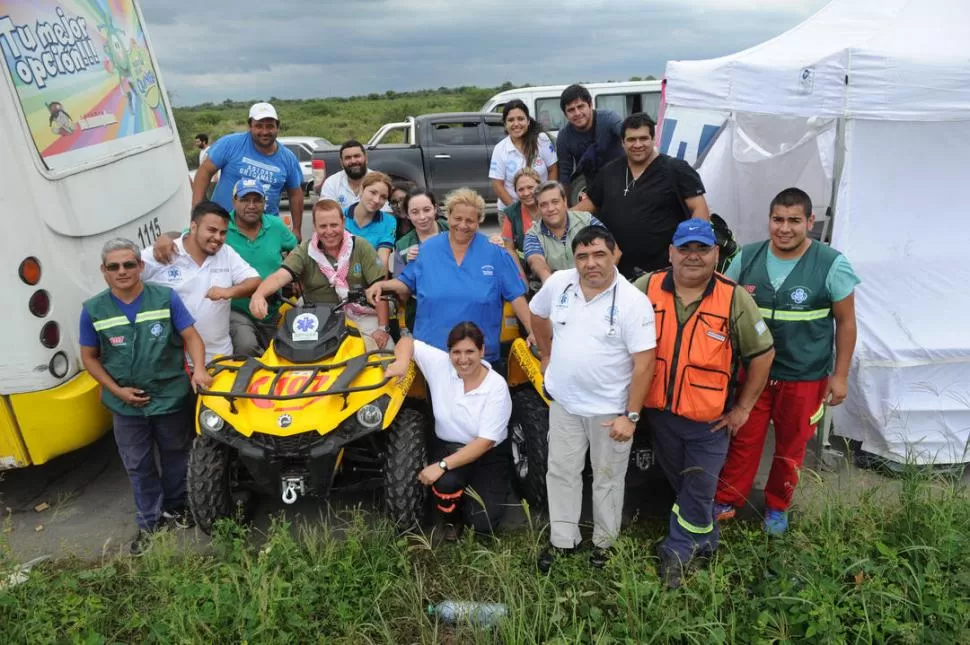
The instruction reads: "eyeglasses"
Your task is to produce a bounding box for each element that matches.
[104,261,139,272]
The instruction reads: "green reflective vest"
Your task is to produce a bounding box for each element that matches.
[82,284,191,417]
[737,240,840,381]
[526,210,595,273]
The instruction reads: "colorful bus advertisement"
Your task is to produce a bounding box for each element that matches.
[0,0,171,172]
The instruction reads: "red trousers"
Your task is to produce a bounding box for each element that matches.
[715,378,827,512]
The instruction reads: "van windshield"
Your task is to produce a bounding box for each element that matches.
[0,0,173,173]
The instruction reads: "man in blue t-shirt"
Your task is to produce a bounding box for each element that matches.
[192,102,305,238]
[555,84,625,203]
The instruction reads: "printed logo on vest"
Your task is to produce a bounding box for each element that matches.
[166,266,182,281]
[109,335,126,346]
[705,330,726,343]
[790,287,809,304]
[150,323,163,337]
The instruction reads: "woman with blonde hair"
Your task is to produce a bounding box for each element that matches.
[345,171,396,271]
[367,187,533,367]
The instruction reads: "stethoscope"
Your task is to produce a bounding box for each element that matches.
[559,282,619,337]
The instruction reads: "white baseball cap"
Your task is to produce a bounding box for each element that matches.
[249,102,278,122]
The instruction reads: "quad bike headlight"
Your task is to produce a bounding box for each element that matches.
[356,404,384,429]
[199,408,225,432]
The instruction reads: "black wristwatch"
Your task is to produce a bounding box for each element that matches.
[624,411,641,423]
[437,459,449,472]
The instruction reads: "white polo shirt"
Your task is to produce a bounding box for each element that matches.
[412,340,511,445]
[530,268,656,417]
[319,169,392,212]
[141,238,259,365]
[488,133,558,211]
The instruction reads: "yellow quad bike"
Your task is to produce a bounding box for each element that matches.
[187,291,427,534]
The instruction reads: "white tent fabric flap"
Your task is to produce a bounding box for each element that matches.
[664,0,970,464]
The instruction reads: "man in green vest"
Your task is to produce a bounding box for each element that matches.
[714,187,860,535]
[523,181,609,286]
[79,238,212,555]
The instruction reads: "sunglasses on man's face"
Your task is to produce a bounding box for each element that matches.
[104,261,139,272]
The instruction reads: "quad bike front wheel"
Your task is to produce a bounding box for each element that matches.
[383,407,428,530]
[509,388,549,510]
[187,434,234,534]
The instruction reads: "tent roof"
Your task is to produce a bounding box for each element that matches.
[665,0,970,120]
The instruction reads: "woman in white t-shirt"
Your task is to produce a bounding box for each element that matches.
[384,321,512,541]
[489,99,558,217]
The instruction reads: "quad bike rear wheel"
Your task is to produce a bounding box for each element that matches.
[187,434,233,534]
[383,407,428,530]
[509,388,549,510]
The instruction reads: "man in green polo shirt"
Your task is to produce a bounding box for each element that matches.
[154,178,297,356]
[250,199,393,352]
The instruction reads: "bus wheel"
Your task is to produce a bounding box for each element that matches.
[187,434,233,535]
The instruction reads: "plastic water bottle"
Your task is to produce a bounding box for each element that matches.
[428,600,508,627]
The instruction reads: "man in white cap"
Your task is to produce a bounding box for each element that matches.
[192,102,306,239]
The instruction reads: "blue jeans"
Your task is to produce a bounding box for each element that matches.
[112,407,193,530]
[647,409,730,562]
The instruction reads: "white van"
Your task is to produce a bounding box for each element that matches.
[481,81,663,135]
[0,0,190,468]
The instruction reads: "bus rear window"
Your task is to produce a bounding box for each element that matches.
[0,0,173,173]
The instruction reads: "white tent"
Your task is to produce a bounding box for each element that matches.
[663,0,970,464]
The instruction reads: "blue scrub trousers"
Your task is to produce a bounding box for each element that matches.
[647,409,730,562]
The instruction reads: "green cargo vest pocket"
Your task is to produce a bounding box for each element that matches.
[677,365,729,422]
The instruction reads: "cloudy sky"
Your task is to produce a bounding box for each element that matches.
[143,0,830,107]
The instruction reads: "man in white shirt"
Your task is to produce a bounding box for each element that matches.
[530,226,656,572]
[141,201,261,365]
[318,139,391,213]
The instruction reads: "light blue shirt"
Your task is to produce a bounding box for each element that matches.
[725,244,860,302]
[343,204,397,251]
[399,233,526,362]
[208,132,303,215]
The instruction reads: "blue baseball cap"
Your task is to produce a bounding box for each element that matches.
[233,178,265,199]
[672,218,716,247]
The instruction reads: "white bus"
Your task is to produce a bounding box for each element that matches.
[0,0,189,468]
[481,80,664,135]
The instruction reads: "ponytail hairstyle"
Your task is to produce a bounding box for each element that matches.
[502,99,547,168]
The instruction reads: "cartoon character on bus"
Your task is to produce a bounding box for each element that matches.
[97,17,162,113]
[47,101,75,136]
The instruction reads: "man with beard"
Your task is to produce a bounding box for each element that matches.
[319,140,393,213]
[151,180,298,356]
[192,102,305,237]
[575,113,710,279]
[141,201,262,365]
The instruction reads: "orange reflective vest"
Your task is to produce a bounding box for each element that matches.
[644,270,737,422]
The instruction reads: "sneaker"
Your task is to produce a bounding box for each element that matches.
[713,502,736,522]
[129,529,156,556]
[763,508,789,536]
[589,547,612,568]
[537,546,577,574]
[161,508,196,529]
[657,551,685,590]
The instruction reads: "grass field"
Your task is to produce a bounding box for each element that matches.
[173,85,506,169]
[1,468,968,644]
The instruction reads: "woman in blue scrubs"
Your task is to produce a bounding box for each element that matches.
[366,188,532,365]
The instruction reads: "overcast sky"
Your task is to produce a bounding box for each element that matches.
[143,0,830,107]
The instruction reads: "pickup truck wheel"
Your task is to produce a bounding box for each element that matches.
[569,176,589,205]
[383,408,428,531]
[187,434,234,535]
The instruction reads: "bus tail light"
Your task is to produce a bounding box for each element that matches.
[29,290,50,317]
[19,257,41,285]
[49,351,70,378]
[40,321,60,349]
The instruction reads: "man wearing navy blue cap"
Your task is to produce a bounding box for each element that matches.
[634,218,775,589]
